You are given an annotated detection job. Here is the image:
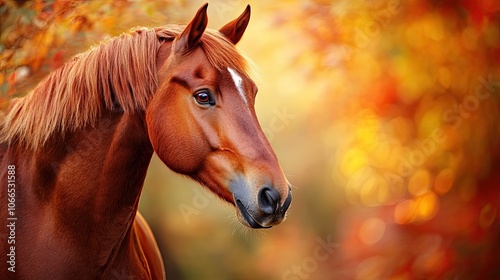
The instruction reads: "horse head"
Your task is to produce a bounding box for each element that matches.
[146,4,292,228]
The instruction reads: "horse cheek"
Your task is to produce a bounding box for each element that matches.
[146,108,169,160]
[146,109,201,174]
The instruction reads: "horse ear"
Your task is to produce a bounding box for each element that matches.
[173,3,209,54]
[219,5,251,45]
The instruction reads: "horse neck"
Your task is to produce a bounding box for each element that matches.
[17,110,153,265]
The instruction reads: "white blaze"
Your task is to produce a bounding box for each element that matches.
[227,67,248,105]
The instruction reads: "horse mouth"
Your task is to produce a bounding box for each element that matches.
[235,199,271,229]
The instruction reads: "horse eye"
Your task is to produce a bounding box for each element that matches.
[194,90,215,106]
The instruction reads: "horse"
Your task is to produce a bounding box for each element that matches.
[0,4,292,279]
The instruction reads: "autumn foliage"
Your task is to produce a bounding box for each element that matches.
[2,0,500,279]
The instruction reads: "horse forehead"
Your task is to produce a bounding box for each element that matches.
[173,59,216,83]
[182,49,212,70]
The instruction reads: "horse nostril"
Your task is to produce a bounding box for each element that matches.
[258,186,280,215]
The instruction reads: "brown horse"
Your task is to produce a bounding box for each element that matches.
[0,4,292,280]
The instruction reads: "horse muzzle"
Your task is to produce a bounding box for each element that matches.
[232,179,292,229]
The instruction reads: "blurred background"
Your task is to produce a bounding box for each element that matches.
[2,0,500,279]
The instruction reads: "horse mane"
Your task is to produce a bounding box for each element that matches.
[0,25,248,149]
